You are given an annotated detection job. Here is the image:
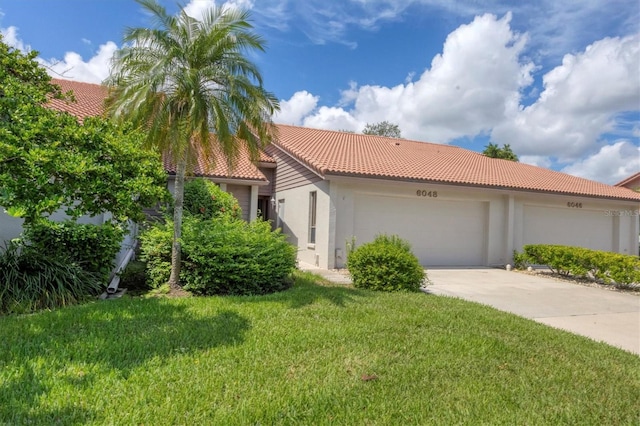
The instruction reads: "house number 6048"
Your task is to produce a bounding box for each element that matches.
[417,190,438,198]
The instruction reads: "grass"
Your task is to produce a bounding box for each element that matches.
[1,271,639,425]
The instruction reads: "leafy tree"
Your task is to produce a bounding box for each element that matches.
[106,0,279,289]
[362,121,402,138]
[482,142,519,161]
[0,35,168,226]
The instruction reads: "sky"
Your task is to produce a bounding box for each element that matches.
[1,0,639,185]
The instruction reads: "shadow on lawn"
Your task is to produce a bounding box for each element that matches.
[235,271,372,309]
[0,299,250,423]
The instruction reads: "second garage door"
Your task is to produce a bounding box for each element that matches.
[354,194,487,266]
[523,205,614,252]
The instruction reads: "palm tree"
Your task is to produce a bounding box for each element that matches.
[105,0,279,289]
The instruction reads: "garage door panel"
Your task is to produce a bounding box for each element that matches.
[523,206,613,251]
[354,194,486,266]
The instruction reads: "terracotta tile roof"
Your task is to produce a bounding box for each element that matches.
[49,78,108,120]
[163,138,268,182]
[46,78,272,181]
[273,124,640,202]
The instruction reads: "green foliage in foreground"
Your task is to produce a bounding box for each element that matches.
[22,220,125,281]
[0,244,103,315]
[348,234,425,291]
[0,35,169,226]
[0,272,638,424]
[518,244,640,285]
[140,216,296,294]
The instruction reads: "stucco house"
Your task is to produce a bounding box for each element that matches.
[264,125,640,269]
[3,78,638,272]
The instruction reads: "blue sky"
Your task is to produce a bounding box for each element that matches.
[1,0,638,184]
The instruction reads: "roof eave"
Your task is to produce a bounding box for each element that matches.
[323,172,640,202]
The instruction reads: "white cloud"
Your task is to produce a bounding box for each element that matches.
[520,155,552,169]
[247,0,638,59]
[37,42,118,84]
[561,141,640,185]
[491,34,640,161]
[273,90,319,125]
[282,13,534,142]
[184,0,255,20]
[1,25,27,51]
[303,106,360,131]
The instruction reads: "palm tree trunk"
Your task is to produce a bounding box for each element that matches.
[168,158,186,289]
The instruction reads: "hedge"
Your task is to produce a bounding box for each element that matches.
[22,220,125,281]
[139,216,296,295]
[517,244,640,286]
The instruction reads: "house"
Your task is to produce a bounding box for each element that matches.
[47,79,276,223]
[4,78,637,272]
[264,125,640,268]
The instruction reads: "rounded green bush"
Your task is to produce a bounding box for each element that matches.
[139,216,297,295]
[347,234,425,292]
[183,178,242,220]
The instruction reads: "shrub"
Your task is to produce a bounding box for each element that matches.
[182,178,242,220]
[138,219,173,289]
[513,250,529,269]
[520,244,640,286]
[0,243,103,315]
[347,234,425,292]
[22,220,125,281]
[140,216,297,295]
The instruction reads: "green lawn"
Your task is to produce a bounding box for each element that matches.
[1,271,638,425]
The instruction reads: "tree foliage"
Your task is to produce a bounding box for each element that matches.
[0,35,168,226]
[362,121,402,138]
[105,0,280,288]
[182,178,242,220]
[482,143,519,161]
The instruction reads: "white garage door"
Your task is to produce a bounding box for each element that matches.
[523,205,613,251]
[354,194,487,266]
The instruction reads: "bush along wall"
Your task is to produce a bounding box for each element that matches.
[516,244,640,287]
[22,220,125,282]
[347,234,425,292]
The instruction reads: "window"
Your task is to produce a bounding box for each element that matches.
[276,199,285,229]
[308,191,317,246]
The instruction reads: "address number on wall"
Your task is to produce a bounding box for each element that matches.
[567,202,583,208]
[417,190,438,198]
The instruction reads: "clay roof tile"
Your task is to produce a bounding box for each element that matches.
[273,124,640,202]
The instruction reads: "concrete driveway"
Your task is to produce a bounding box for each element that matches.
[425,268,640,355]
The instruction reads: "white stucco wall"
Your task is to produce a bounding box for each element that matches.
[275,176,639,269]
[272,180,331,267]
